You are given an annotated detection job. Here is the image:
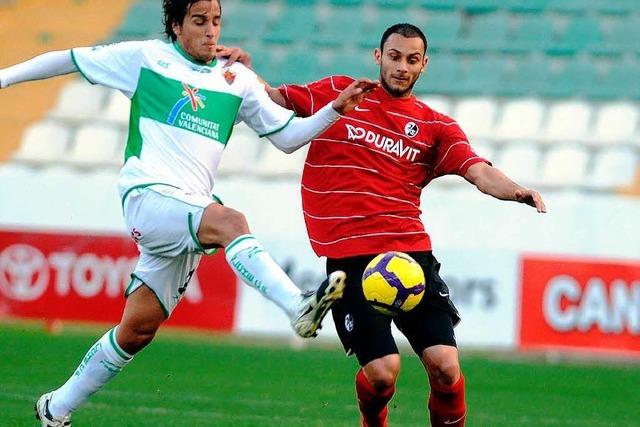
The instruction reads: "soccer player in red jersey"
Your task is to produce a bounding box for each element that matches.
[265,23,546,426]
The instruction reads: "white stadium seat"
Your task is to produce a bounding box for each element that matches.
[453,97,498,139]
[103,90,131,125]
[420,95,453,115]
[470,139,495,162]
[256,144,308,177]
[13,121,71,163]
[495,142,542,185]
[541,144,590,186]
[588,146,638,189]
[542,101,592,142]
[217,123,260,175]
[494,98,545,140]
[592,102,638,144]
[67,123,124,166]
[50,80,108,120]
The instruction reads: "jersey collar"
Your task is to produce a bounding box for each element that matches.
[172,41,217,67]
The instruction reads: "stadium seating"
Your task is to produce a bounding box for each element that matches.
[589,146,638,189]
[591,102,639,144]
[540,144,590,186]
[542,100,593,142]
[495,142,542,185]
[453,97,498,139]
[6,0,640,194]
[50,81,108,120]
[13,122,71,163]
[66,124,123,167]
[494,98,546,140]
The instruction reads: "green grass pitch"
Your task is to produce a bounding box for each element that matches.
[1,322,639,426]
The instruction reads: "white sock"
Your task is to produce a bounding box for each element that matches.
[225,234,302,319]
[49,327,132,418]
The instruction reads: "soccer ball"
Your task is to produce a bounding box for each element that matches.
[362,251,426,316]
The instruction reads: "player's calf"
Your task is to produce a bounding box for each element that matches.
[356,368,396,427]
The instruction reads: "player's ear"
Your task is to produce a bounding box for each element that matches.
[172,21,182,37]
[374,48,382,65]
[421,55,429,73]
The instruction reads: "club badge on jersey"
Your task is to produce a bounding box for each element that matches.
[223,69,236,85]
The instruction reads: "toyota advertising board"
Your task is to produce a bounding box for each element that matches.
[519,255,640,356]
[0,229,237,331]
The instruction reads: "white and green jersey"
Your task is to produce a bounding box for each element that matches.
[71,40,294,198]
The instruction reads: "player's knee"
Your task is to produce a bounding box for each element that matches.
[364,356,400,391]
[199,205,250,246]
[429,359,460,387]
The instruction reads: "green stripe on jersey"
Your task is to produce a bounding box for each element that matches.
[125,67,242,160]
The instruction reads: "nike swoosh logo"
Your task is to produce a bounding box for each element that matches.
[439,292,449,297]
[354,106,370,112]
[444,414,466,424]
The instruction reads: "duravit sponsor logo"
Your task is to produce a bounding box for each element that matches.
[345,124,420,161]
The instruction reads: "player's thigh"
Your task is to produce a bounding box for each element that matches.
[126,251,202,318]
[394,252,458,356]
[327,256,398,366]
[123,185,218,257]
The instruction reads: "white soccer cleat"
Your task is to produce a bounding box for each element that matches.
[35,392,72,427]
[292,270,346,338]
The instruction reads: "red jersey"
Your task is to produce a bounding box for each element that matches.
[280,75,487,259]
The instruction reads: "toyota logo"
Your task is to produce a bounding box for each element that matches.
[0,244,49,301]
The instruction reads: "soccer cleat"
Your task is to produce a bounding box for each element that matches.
[35,392,72,427]
[292,270,346,338]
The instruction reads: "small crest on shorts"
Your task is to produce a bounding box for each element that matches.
[344,314,354,332]
[130,228,142,243]
[404,121,419,137]
[223,69,236,85]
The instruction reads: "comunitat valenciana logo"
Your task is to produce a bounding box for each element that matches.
[0,244,49,302]
[166,82,221,140]
[167,82,207,125]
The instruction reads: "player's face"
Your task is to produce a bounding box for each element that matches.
[172,0,221,63]
[375,34,428,98]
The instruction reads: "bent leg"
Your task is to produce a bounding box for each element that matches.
[422,345,466,427]
[358,354,400,427]
[198,204,303,318]
[47,286,165,418]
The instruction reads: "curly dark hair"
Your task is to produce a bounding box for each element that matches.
[163,0,221,41]
[380,23,428,53]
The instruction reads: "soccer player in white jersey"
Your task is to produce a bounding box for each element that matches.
[0,1,379,425]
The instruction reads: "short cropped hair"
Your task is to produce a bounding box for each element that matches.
[163,0,221,41]
[379,23,428,53]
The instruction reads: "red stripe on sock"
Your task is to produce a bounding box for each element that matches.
[428,373,466,427]
[355,369,395,427]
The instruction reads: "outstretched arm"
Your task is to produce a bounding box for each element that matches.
[464,162,546,213]
[0,50,76,89]
[266,78,378,153]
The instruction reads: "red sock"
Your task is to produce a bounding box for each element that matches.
[355,368,395,427]
[428,373,466,426]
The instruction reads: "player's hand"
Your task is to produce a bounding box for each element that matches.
[216,45,252,69]
[331,78,380,115]
[515,188,546,213]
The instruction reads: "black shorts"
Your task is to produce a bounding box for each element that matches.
[327,251,460,367]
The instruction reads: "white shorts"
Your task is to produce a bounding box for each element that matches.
[122,184,220,316]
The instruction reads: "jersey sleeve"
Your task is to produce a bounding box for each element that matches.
[432,115,488,177]
[237,67,295,137]
[70,41,147,97]
[279,76,346,117]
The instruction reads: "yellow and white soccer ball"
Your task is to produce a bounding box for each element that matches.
[362,251,426,316]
